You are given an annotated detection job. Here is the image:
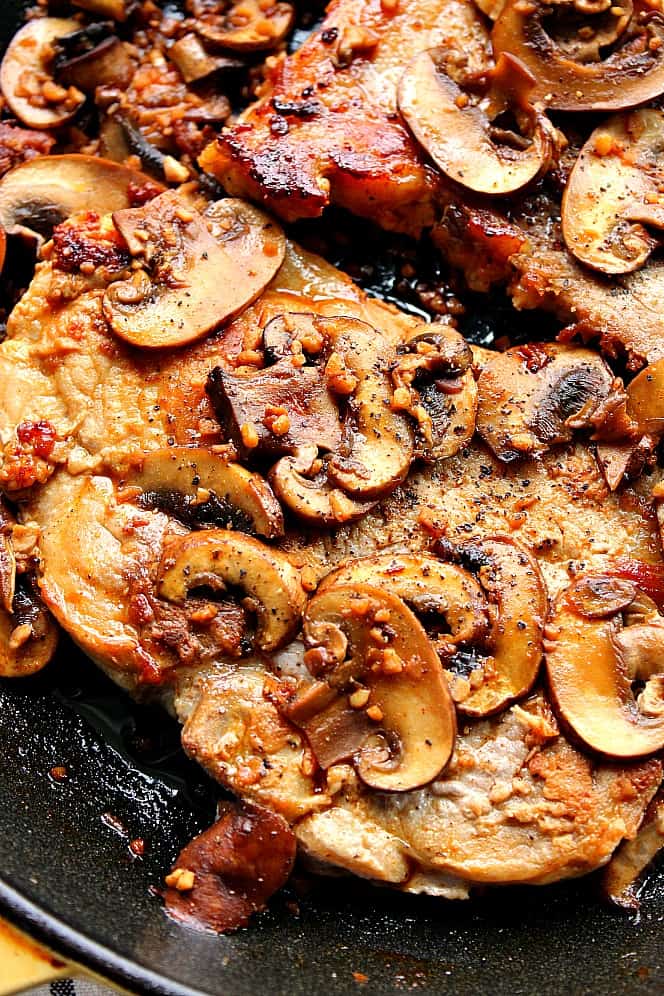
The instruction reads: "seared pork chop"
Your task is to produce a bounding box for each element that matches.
[2,202,661,900]
[201,0,664,366]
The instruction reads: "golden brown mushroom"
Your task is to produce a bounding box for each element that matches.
[318,552,490,653]
[158,529,306,652]
[324,318,414,499]
[563,110,664,275]
[126,447,284,538]
[104,193,286,349]
[435,536,547,716]
[493,0,664,111]
[476,343,615,462]
[398,49,559,196]
[168,34,243,83]
[391,328,478,460]
[545,573,664,758]
[293,583,456,792]
[269,445,376,527]
[0,19,86,130]
[0,155,163,248]
[0,573,59,679]
[71,0,129,19]
[625,356,664,434]
[192,0,295,53]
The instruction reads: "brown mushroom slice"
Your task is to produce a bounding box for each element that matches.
[325,319,414,499]
[0,574,59,679]
[194,0,295,53]
[476,343,614,462]
[596,435,656,492]
[72,0,129,19]
[318,553,489,650]
[602,792,664,909]
[0,19,86,129]
[0,499,16,615]
[54,25,134,93]
[207,362,342,463]
[169,34,243,84]
[158,529,306,652]
[545,575,664,758]
[492,0,664,111]
[392,329,478,460]
[104,193,286,349]
[0,154,163,246]
[127,447,284,538]
[300,583,456,792]
[437,536,547,717]
[270,446,375,527]
[563,110,664,275]
[626,356,664,434]
[398,49,558,196]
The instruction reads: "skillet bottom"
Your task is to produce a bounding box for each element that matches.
[0,642,662,996]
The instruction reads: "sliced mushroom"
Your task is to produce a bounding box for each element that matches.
[596,435,655,491]
[324,319,414,499]
[207,362,342,462]
[1,19,86,129]
[53,23,134,93]
[398,49,559,196]
[295,583,456,792]
[476,343,615,462]
[263,312,415,499]
[318,553,490,652]
[104,193,286,349]
[0,574,59,679]
[563,110,664,275]
[625,356,664,434]
[168,34,244,84]
[602,792,664,909]
[158,529,306,652]
[72,0,129,19]
[435,536,547,716]
[126,447,284,538]
[545,574,664,758]
[0,499,16,615]
[391,328,477,460]
[493,0,664,111]
[0,154,163,247]
[192,0,295,52]
[269,445,375,527]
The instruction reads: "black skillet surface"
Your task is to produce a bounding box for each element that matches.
[0,3,663,994]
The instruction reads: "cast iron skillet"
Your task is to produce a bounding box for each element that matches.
[0,4,663,993]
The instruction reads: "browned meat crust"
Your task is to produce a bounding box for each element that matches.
[200,0,489,233]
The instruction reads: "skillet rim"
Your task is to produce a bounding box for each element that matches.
[0,878,204,996]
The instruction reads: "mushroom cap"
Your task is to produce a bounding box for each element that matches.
[476,343,615,462]
[493,0,664,111]
[545,575,664,759]
[0,154,163,246]
[126,446,284,538]
[626,356,664,434]
[301,583,457,793]
[0,18,86,129]
[194,0,295,52]
[269,447,376,527]
[398,48,556,196]
[563,110,664,275]
[158,528,306,652]
[0,576,59,679]
[438,536,547,717]
[319,552,490,649]
[104,193,286,350]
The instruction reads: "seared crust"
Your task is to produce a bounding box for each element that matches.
[201,0,489,233]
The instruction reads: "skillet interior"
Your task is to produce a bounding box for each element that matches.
[0,2,662,993]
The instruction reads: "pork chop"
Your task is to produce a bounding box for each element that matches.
[3,202,660,899]
[201,0,664,366]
